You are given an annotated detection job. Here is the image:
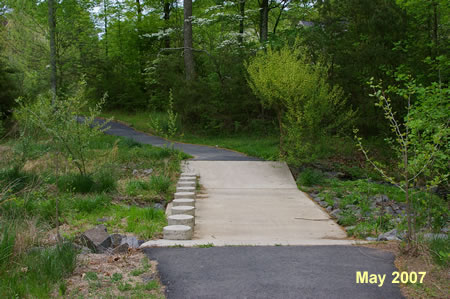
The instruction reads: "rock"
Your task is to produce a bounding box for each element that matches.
[377,229,400,241]
[318,201,328,208]
[366,237,377,241]
[326,206,332,212]
[346,226,356,231]
[373,194,389,204]
[110,234,122,248]
[112,243,129,254]
[97,217,111,223]
[121,235,140,248]
[81,225,111,253]
[330,209,341,218]
[143,169,153,175]
[384,206,395,215]
[314,196,323,202]
[332,198,340,209]
[142,274,156,283]
[423,233,448,240]
[153,203,164,210]
[132,169,139,176]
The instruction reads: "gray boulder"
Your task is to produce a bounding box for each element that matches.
[112,243,129,254]
[110,233,122,248]
[377,229,401,241]
[330,209,341,219]
[81,224,111,253]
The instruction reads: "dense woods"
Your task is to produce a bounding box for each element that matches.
[0,1,448,297]
[0,0,447,131]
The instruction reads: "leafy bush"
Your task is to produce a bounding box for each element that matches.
[57,174,95,194]
[297,168,324,187]
[15,80,109,176]
[246,45,354,165]
[121,138,142,148]
[428,236,449,267]
[92,168,117,193]
[149,175,171,194]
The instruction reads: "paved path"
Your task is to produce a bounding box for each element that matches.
[144,246,403,299]
[99,119,403,299]
[96,118,259,161]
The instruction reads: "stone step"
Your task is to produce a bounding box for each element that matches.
[180,172,197,178]
[175,192,195,199]
[163,225,192,240]
[177,181,196,188]
[173,198,195,207]
[179,177,196,182]
[168,214,195,228]
[176,186,196,193]
[172,205,195,216]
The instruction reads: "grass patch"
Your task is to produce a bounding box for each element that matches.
[428,237,449,267]
[149,175,171,194]
[101,110,279,160]
[296,168,325,187]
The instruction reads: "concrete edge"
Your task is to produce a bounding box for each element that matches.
[140,239,367,248]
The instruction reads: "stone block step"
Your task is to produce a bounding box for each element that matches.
[173,198,195,207]
[176,186,196,192]
[172,205,195,216]
[180,172,197,178]
[175,192,195,199]
[168,214,195,228]
[179,177,196,182]
[163,225,192,240]
[177,181,196,188]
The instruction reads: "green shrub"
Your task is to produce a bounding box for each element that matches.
[428,236,449,267]
[149,175,171,194]
[93,168,117,193]
[57,173,95,194]
[121,138,142,148]
[297,168,324,187]
[246,45,354,165]
[337,211,358,227]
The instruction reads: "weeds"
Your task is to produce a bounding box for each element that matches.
[297,168,324,187]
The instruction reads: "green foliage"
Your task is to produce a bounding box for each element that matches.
[57,173,95,194]
[0,167,39,193]
[296,169,324,187]
[126,207,167,239]
[57,171,117,194]
[0,241,77,298]
[246,45,354,165]
[15,80,109,176]
[428,237,449,267]
[0,224,15,271]
[126,180,150,197]
[72,195,111,214]
[149,175,171,194]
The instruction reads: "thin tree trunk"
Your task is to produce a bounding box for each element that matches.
[136,0,143,74]
[163,0,171,48]
[238,0,245,44]
[48,0,57,103]
[103,0,108,57]
[259,0,269,42]
[183,0,195,80]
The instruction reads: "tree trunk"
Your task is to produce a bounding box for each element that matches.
[183,0,195,80]
[103,0,108,57]
[163,0,171,48]
[238,0,245,44]
[259,0,269,43]
[136,0,143,74]
[48,0,57,103]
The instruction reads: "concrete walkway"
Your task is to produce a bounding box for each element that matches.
[141,161,355,247]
